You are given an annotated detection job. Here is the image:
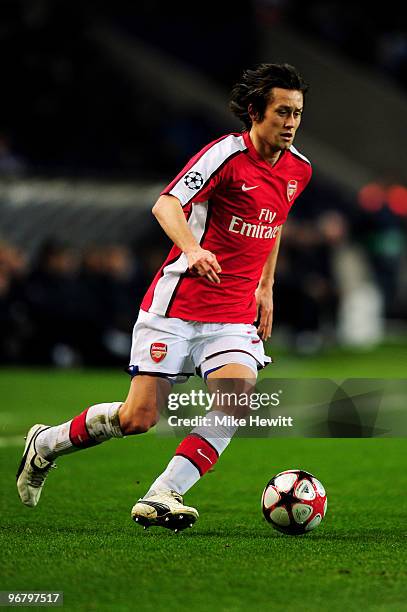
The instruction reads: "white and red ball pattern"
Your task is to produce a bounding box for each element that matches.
[262,469,327,535]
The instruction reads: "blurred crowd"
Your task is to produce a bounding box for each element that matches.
[0,239,156,367]
[1,184,405,366]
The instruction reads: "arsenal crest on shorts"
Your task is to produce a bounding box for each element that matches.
[287,179,298,203]
[150,342,167,363]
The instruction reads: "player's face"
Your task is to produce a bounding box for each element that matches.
[252,88,304,151]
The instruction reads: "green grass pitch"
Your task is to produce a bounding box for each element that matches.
[1,345,406,611]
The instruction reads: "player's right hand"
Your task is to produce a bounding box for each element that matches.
[185,247,222,284]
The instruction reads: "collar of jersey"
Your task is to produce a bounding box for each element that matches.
[242,131,286,170]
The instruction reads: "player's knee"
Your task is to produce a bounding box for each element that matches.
[126,418,155,435]
[119,401,158,435]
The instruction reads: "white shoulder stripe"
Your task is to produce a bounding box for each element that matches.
[170,134,246,206]
[289,145,311,165]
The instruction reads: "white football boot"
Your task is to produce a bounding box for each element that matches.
[16,424,56,507]
[131,490,199,532]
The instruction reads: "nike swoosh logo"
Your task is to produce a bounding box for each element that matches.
[242,183,259,191]
[197,448,213,464]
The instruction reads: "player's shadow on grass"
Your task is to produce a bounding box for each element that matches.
[186,526,404,542]
[47,524,406,542]
[3,524,403,542]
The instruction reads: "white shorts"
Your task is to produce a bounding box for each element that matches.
[128,310,271,383]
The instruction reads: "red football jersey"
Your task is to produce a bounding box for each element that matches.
[141,131,312,323]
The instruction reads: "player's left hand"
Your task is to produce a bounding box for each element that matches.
[255,286,274,340]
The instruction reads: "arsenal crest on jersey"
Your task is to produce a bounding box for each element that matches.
[287,179,298,203]
[150,342,167,363]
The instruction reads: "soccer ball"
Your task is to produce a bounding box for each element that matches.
[261,469,327,535]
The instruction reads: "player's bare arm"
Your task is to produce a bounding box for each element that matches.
[152,194,222,284]
[255,229,282,340]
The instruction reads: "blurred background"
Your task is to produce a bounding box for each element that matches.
[1,0,406,368]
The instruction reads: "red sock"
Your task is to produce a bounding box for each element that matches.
[175,433,219,476]
[69,409,100,448]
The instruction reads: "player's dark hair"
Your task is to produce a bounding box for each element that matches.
[229,63,309,129]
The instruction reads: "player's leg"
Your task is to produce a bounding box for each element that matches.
[16,375,170,507]
[16,308,191,508]
[137,363,256,496]
[132,321,269,531]
[131,361,257,530]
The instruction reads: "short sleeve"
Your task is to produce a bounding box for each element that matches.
[161,133,246,206]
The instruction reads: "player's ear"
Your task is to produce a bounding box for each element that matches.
[248,103,259,123]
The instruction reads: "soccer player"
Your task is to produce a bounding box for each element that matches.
[17,63,312,531]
